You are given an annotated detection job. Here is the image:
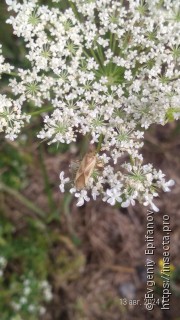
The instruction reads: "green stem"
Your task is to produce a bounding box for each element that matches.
[96,134,104,153]
[112,34,117,54]
[68,0,82,21]
[90,49,100,64]
[0,183,45,218]
[2,71,20,77]
[39,145,56,213]
[168,76,180,82]
[28,106,53,116]
[129,155,135,166]
[83,49,92,59]
[80,133,91,157]
[110,32,113,51]
[97,45,105,65]
[90,49,104,71]
[63,193,73,215]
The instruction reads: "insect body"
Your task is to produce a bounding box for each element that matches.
[75,152,97,190]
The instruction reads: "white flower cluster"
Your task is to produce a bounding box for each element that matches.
[2,0,180,210]
[40,280,53,302]
[11,275,52,316]
[63,161,175,211]
[0,44,13,77]
[0,94,30,140]
[0,45,30,140]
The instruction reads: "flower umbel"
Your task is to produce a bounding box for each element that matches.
[2,0,179,209]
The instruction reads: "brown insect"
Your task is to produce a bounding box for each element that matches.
[75,151,103,190]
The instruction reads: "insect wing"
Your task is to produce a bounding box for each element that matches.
[75,153,96,190]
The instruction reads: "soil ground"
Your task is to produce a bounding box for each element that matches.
[4,122,180,320]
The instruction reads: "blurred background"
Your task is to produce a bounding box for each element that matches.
[0,1,180,319]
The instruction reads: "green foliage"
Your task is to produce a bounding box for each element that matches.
[0,142,30,190]
[165,107,180,122]
[47,142,69,155]
[0,211,51,319]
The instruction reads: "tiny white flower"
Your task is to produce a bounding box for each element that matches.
[75,190,90,206]
[39,306,46,315]
[19,296,27,305]
[121,196,136,208]
[143,195,159,213]
[162,179,175,192]
[24,286,31,295]
[0,256,7,267]
[28,304,36,312]
[59,171,70,192]
[11,302,21,311]
[44,289,53,301]
[103,188,122,206]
